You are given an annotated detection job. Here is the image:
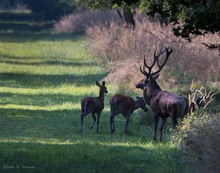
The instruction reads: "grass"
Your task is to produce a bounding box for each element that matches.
[0,32,188,173]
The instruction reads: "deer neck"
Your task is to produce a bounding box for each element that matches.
[134,101,140,110]
[144,81,162,104]
[150,82,162,96]
[98,90,105,101]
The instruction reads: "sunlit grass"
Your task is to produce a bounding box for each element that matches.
[0,136,171,150]
[0,102,78,111]
[0,84,104,95]
[0,62,103,75]
[0,38,90,60]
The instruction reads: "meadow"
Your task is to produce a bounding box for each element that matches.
[0,32,189,173]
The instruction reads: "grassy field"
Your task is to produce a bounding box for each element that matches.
[0,33,188,173]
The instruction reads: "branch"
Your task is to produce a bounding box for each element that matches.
[201,42,220,50]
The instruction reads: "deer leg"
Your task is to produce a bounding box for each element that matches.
[171,114,178,129]
[79,112,89,133]
[110,113,115,133]
[124,114,130,134]
[153,113,159,141]
[163,117,167,133]
[96,113,100,133]
[159,116,166,141]
[90,113,96,129]
[110,104,116,133]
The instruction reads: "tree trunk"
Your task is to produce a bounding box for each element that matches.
[123,7,135,29]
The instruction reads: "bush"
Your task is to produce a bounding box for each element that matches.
[171,86,220,173]
[54,10,120,34]
[172,112,220,173]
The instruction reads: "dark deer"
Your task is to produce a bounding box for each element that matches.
[79,81,108,133]
[110,94,147,134]
[135,47,188,141]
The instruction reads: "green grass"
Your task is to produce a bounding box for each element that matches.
[0,33,188,173]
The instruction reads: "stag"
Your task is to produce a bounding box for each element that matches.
[79,81,108,133]
[135,47,188,141]
[188,88,215,115]
[110,94,147,134]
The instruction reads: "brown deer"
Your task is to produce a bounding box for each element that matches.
[79,81,108,133]
[110,94,147,134]
[135,47,188,141]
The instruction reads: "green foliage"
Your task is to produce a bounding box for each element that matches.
[140,0,220,40]
[82,0,220,39]
[20,0,74,19]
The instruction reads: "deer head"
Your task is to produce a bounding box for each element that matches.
[96,81,108,98]
[135,96,148,112]
[136,47,173,90]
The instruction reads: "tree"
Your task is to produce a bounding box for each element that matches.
[21,0,74,20]
[140,0,220,41]
[75,0,140,28]
[76,0,220,41]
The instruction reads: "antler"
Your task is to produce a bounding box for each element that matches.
[140,47,173,78]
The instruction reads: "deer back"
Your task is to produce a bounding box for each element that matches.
[110,94,135,116]
[151,91,187,117]
[81,97,104,114]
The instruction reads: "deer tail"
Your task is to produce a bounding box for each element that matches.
[81,100,90,114]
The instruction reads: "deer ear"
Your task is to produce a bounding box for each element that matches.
[102,81,106,86]
[96,81,101,86]
[152,74,160,80]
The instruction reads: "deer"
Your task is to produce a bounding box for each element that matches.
[110,94,148,134]
[79,81,108,133]
[135,47,188,141]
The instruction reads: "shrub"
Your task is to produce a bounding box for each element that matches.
[173,89,220,173]
[54,10,120,34]
[172,112,220,173]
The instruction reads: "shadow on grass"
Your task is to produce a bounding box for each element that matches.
[0,139,187,173]
[0,92,83,106]
[0,22,53,32]
[0,32,83,43]
[0,107,113,144]
[0,52,96,64]
[0,57,98,67]
[0,108,79,138]
[0,72,107,88]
